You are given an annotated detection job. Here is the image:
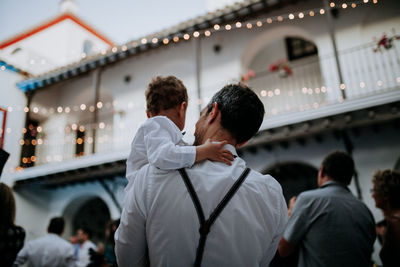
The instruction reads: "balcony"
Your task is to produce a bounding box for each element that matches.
[20,40,400,168]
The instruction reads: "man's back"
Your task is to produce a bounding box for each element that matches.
[284,182,376,267]
[14,233,75,267]
[116,145,288,266]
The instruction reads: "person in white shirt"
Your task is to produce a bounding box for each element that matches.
[13,217,75,267]
[75,227,97,267]
[115,83,288,266]
[125,76,234,192]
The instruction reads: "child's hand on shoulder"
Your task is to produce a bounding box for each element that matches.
[196,139,234,165]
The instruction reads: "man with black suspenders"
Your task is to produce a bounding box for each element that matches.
[115,84,288,266]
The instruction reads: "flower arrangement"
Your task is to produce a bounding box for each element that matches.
[373,30,400,52]
[240,69,256,83]
[269,59,293,78]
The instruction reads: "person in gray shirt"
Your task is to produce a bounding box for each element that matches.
[278,151,376,267]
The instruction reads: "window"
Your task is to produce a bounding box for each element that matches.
[286,37,318,61]
[83,40,94,56]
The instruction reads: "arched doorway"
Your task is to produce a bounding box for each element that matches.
[72,197,111,243]
[263,162,318,204]
[242,27,326,116]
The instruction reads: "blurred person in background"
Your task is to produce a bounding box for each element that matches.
[278,151,376,267]
[76,227,97,267]
[13,217,75,267]
[0,182,25,267]
[372,169,400,267]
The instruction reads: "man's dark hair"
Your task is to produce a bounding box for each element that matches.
[145,76,188,115]
[80,226,92,239]
[206,83,265,144]
[322,151,355,185]
[48,217,65,235]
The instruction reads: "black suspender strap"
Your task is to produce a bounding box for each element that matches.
[178,167,251,267]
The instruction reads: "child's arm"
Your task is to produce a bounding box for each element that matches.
[195,139,235,165]
[144,118,197,170]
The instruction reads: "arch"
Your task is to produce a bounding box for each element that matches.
[241,25,315,71]
[241,26,325,116]
[72,197,110,243]
[263,161,318,204]
[62,192,114,241]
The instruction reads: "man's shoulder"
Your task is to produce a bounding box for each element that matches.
[246,170,283,194]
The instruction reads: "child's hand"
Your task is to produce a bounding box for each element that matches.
[196,139,235,165]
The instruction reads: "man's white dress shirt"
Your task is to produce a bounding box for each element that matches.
[76,240,97,267]
[115,144,288,267]
[13,233,75,267]
[125,116,196,191]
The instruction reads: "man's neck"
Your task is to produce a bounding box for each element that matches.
[204,128,236,147]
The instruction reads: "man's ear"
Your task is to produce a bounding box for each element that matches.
[146,111,151,118]
[208,102,219,123]
[179,102,187,118]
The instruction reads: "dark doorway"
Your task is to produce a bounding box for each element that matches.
[263,162,318,204]
[75,128,85,157]
[20,119,38,168]
[73,197,111,243]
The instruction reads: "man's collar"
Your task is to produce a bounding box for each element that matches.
[321,180,349,190]
[223,144,238,158]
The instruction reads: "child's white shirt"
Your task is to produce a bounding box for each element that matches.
[125,116,196,187]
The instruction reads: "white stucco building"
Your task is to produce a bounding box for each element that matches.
[1,0,399,264]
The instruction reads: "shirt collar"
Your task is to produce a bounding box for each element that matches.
[223,144,238,158]
[321,180,349,191]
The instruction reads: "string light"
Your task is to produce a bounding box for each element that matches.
[173,36,179,42]
[152,38,158,43]
[214,24,220,30]
[256,21,262,27]
[267,18,273,23]
[163,38,169,44]
[183,34,190,40]
[204,30,211,37]
[193,31,200,37]
[342,3,348,8]
[112,47,118,53]
[289,14,295,20]
[246,23,252,29]
[225,24,232,30]
[141,38,147,44]
[235,22,242,28]
[319,9,325,15]
[121,45,127,51]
